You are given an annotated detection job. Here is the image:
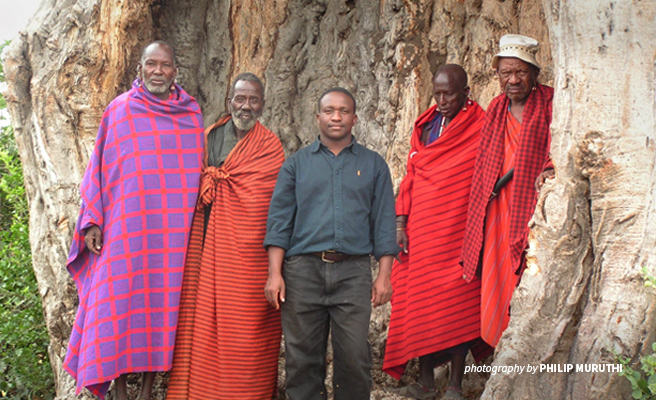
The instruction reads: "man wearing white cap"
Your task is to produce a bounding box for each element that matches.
[460,34,555,349]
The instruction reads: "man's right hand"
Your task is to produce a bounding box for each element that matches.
[264,273,286,310]
[396,229,409,254]
[396,215,409,254]
[84,225,103,255]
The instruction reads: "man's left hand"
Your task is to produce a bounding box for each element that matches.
[371,274,393,307]
[535,168,555,192]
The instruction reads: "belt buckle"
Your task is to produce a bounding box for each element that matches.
[321,250,336,264]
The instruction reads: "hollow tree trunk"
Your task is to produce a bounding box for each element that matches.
[5,0,652,399]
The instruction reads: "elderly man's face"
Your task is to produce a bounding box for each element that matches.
[139,44,177,100]
[432,72,469,121]
[497,57,538,104]
[229,80,264,132]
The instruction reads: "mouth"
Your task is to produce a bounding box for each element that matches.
[235,111,255,120]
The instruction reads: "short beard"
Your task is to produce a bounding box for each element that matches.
[143,75,174,97]
[231,110,260,132]
[145,82,168,96]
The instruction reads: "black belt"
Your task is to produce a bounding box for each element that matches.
[310,251,361,263]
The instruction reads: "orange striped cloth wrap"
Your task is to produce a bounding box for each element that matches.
[167,116,285,399]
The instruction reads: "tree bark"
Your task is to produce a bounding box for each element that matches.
[5,0,651,399]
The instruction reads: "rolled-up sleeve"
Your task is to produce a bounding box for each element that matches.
[264,158,297,250]
[370,156,402,260]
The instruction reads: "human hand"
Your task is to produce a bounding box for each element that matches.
[264,273,286,310]
[84,225,103,255]
[396,228,409,254]
[371,273,393,307]
[535,168,556,192]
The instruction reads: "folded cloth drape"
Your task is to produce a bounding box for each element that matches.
[64,80,204,398]
[167,116,285,399]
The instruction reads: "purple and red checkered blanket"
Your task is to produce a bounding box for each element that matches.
[63,80,204,398]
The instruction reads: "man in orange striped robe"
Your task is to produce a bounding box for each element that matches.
[461,34,554,354]
[384,65,490,400]
[167,73,285,399]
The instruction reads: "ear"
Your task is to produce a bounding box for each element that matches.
[464,86,471,97]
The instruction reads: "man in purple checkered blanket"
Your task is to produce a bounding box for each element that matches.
[63,41,204,400]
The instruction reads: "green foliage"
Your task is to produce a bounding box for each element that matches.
[0,40,55,399]
[615,269,656,399]
[617,343,656,400]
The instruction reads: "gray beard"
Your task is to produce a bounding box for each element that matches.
[232,116,257,132]
[144,82,168,95]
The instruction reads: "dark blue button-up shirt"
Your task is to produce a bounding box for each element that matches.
[264,137,400,260]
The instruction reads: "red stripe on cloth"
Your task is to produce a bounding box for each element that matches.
[167,118,284,399]
[383,101,489,379]
[480,112,521,347]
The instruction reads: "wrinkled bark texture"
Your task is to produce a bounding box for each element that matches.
[2,0,653,399]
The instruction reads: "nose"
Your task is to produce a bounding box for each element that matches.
[508,73,521,84]
[330,111,342,121]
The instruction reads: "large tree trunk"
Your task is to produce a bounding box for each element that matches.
[480,2,656,399]
[3,0,652,399]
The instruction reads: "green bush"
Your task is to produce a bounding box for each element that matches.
[617,343,656,400]
[615,267,656,400]
[0,40,55,399]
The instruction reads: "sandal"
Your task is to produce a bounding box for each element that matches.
[386,382,437,400]
[440,386,464,400]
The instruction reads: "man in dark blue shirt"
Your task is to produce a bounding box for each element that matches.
[264,87,399,400]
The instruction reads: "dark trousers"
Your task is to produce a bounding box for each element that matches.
[281,254,372,400]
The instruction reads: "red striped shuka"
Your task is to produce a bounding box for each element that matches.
[460,84,554,347]
[383,100,489,379]
[167,116,285,399]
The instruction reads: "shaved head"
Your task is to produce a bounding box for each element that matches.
[140,40,176,67]
[432,64,470,121]
[434,64,468,88]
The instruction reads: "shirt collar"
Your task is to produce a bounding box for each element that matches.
[311,135,360,155]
